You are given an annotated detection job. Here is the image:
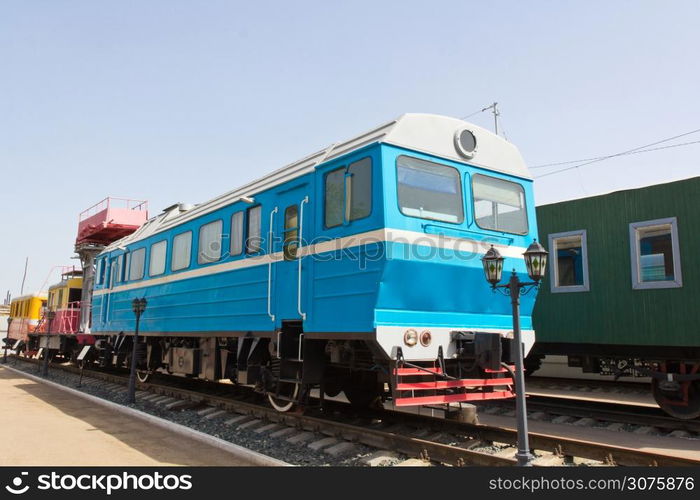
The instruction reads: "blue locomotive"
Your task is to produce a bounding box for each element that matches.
[90,114,539,411]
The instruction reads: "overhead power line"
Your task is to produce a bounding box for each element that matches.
[531,139,700,169]
[533,127,700,179]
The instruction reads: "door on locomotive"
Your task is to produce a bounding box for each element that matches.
[268,183,311,411]
[272,183,310,322]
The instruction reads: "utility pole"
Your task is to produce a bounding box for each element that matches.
[481,102,500,136]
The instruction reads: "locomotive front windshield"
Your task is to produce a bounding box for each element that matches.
[472,174,528,234]
[397,155,464,223]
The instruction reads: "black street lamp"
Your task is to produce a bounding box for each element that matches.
[481,240,548,466]
[127,297,147,404]
[2,318,11,364]
[42,311,56,377]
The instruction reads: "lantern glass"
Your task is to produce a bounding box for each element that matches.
[523,240,548,282]
[481,246,504,285]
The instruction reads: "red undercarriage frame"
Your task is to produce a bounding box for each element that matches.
[392,364,515,407]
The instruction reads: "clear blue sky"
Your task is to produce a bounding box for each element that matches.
[1,1,699,298]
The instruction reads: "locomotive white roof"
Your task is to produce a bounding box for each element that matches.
[104,113,530,251]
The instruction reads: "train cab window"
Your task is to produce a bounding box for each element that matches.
[129,248,146,281]
[549,230,590,293]
[246,206,262,254]
[324,157,373,228]
[325,168,345,228]
[348,158,372,220]
[283,205,299,260]
[149,240,167,276]
[96,259,105,285]
[57,289,65,308]
[472,174,527,234]
[397,155,464,224]
[172,231,192,271]
[198,220,223,264]
[68,288,81,303]
[629,218,682,289]
[114,256,123,284]
[231,212,244,256]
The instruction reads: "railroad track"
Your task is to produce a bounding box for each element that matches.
[7,356,700,467]
[522,395,700,435]
[491,375,700,436]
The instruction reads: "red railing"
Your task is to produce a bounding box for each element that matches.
[37,302,81,334]
[76,197,149,245]
[79,197,148,222]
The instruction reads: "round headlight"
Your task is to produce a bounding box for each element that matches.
[454,128,477,159]
[419,330,432,347]
[403,329,418,347]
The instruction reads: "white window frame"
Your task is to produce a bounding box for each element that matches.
[548,229,590,293]
[172,231,192,271]
[149,240,167,277]
[198,219,223,264]
[231,211,244,256]
[128,248,146,281]
[629,217,682,290]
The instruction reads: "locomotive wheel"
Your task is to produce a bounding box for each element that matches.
[524,356,543,377]
[323,378,344,398]
[652,379,700,420]
[268,380,300,412]
[343,372,382,409]
[136,369,153,383]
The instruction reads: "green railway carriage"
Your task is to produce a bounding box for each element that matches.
[530,176,700,419]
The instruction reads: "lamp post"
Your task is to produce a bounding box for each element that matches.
[2,318,11,364]
[42,311,56,377]
[481,240,548,466]
[127,297,147,404]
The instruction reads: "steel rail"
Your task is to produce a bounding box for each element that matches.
[11,356,700,467]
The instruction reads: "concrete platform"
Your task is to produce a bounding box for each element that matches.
[0,366,271,466]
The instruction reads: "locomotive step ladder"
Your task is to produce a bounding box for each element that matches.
[392,361,517,407]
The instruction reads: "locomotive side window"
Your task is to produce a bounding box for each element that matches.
[149,240,167,276]
[348,158,372,221]
[548,230,590,293]
[114,255,123,284]
[324,157,373,228]
[231,212,244,256]
[629,217,682,289]
[246,205,262,254]
[325,168,345,228]
[172,231,192,271]
[129,248,146,281]
[198,220,223,264]
[96,258,105,285]
[397,155,464,224]
[472,174,528,234]
[283,205,299,260]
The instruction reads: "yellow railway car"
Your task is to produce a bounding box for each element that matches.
[7,294,47,348]
[43,269,83,334]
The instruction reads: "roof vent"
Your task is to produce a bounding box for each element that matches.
[162,203,181,213]
[179,203,194,212]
